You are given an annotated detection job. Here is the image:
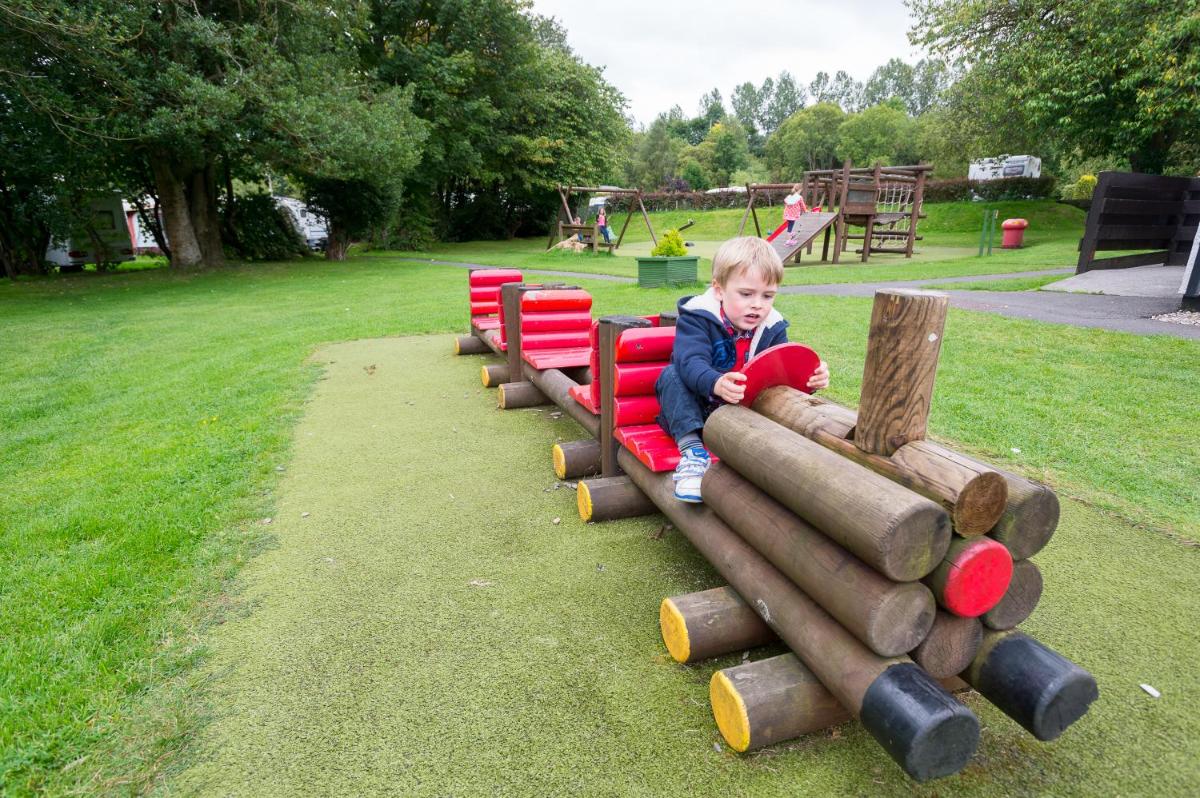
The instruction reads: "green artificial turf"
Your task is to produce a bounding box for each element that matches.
[1,256,1197,793]
[166,335,1199,796]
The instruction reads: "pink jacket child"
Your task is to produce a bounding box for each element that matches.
[783,183,808,244]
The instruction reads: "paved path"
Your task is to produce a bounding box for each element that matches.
[403,258,1199,340]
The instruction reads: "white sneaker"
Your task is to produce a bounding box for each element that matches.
[673,447,711,503]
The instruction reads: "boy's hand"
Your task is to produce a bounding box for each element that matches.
[807,361,830,392]
[714,372,747,404]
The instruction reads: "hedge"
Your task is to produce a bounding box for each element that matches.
[924,176,1058,203]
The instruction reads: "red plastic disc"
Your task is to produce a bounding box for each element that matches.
[739,343,822,407]
[942,539,1014,617]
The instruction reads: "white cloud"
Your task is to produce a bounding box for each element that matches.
[531,0,925,125]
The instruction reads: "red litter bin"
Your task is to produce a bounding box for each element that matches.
[1001,218,1028,248]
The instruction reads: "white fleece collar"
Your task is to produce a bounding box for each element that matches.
[682,287,784,359]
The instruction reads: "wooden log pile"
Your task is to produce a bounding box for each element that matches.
[646,289,1096,781]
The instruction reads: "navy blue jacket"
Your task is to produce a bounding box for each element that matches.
[669,287,789,399]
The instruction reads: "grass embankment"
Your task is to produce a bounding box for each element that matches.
[394,200,1086,285]
[1,255,1195,792]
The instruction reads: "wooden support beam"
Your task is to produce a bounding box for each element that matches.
[981,559,1043,630]
[453,335,489,355]
[660,586,776,663]
[703,405,951,582]
[523,364,600,438]
[702,461,936,657]
[552,439,601,480]
[618,448,979,782]
[753,387,1007,536]
[576,474,656,522]
[480,363,509,387]
[962,629,1098,741]
[598,316,652,476]
[856,289,949,456]
[909,610,982,678]
[496,380,549,409]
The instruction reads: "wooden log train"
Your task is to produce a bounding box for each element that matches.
[453,269,1097,782]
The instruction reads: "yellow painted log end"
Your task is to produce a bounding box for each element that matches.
[710,671,752,753]
[480,365,492,387]
[454,337,462,355]
[658,598,691,663]
[497,384,508,409]
[577,480,593,521]
[552,444,567,479]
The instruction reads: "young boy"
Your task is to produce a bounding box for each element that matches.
[655,237,829,502]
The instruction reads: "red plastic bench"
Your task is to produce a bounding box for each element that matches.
[469,269,523,334]
[609,325,681,472]
[568,315,668,417]
[519,289,593,370]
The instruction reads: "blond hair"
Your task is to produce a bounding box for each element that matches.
[712,236,784,287]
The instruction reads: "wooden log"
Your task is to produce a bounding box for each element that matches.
[454,335,489,355]
[660,586,777,663]
[576,474,656,522]
[754,387,1007,536]
[480,363,509,387]
[981,559,1043,630]
[963,629,1098,741]
[986,474,1060,559]
[909,610,982,678]
[711,654,851,752]
[923,537,1013,618]
[479,328,504,356]
[855,289,949,456]
[619,448,979,782]
[759,389,1057,552]
[523,365,600,438]
[552,439,601,480]
[702,461,935,657]
[496,380,549,409]
[704,405,950,582]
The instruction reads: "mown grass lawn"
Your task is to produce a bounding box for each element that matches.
[391,199,1086,285]
[1,251,1195,793]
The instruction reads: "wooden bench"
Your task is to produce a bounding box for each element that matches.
[556,222,614,253]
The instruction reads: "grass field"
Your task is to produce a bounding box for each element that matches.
[390,200,1087,285]
[924,274,1072,292]
[1,246,1196,793]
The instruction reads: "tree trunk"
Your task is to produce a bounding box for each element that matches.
[150,154,204,270]
[190,162,224,268]
[325,218,350,261]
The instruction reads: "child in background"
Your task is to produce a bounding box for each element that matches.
[783,183,808,246]
[655,237,829,503]
[597,207,611,245]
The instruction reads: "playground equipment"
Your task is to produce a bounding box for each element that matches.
[450,273,1096,782]
[738,162,932,264]
[547,185,657,252]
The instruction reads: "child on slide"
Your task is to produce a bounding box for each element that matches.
[783,184,808,246]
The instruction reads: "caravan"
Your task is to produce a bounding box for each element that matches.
[275,196,328,251]
[968,155,1042,181]
[45,194,136,271]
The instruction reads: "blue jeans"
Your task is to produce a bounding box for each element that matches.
[655,363,713,440]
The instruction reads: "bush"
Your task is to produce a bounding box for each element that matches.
[222,193,306,261]
[1065,174,1098,200]
[924,176,1058,203]
[650,228,688,257]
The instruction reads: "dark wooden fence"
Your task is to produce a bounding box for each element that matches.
[1077,171,1200,273]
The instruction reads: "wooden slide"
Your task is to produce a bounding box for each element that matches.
[766,211,839,264]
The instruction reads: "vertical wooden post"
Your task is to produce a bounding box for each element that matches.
[658,311,678,327]
[907,168,926,258]
[855,289,949,456]
[832,159,851,264]
[501,282,527,379]
[861,162,882,263]
[615,197,634,250]
[599,315,652,476]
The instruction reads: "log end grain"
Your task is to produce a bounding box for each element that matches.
[992,483,1061,560]
[659,598,692,663]
[710,671,753,751]
[951,471,1010,537]
[860,663,980,782]
[480,363,509,388]
[885,503,953,582]
[909,612,983,678]
[577,479,595,521]
[982,559,1043,630]
[866,582,938,658]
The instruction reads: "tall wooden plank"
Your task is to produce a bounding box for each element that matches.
[907,169,926,258]
[637,192,657,247]
[501,282,526,378]
[598,316,652,476]
[856,289,949,456]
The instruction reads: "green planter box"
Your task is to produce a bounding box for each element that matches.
[636,255,699,288]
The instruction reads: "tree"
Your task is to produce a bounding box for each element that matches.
[763,71,806,133]
[630,117,681,189]
[829,71,865,113]
[731,81,763,144]
[910,58,954,116]
[861,59,916,112]
[765,103,846,175]
[707,118,750,187]
[836,102,915,166]
[909,0,1200,173]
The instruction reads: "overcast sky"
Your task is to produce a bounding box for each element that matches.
[530,0,926,126]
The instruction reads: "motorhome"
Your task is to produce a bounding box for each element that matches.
[968,155,1042,181]
[45,194,135,270]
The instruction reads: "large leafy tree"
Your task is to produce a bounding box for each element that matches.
[0,0,425,270]
[836,101,916,166]
[909,0,1200,173]
[765,102,846,176]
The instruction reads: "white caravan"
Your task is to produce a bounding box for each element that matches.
[968,155,1042,181]
[275,196,328,250]
[45,194,136,270]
